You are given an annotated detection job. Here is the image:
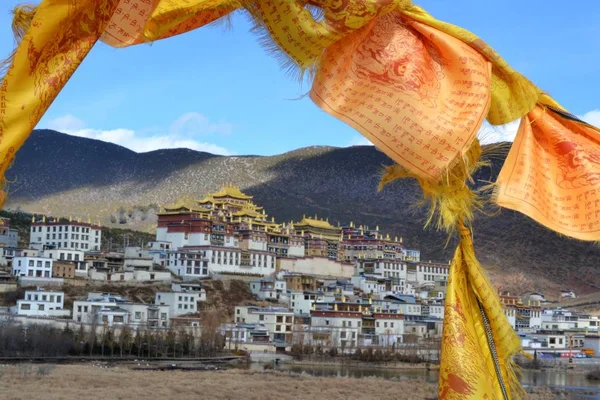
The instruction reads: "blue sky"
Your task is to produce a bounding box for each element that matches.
[1,1,599,155]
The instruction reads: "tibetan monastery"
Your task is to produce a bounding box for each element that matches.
[156,185,408,264]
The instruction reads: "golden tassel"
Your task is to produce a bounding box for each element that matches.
[0,4,37,80]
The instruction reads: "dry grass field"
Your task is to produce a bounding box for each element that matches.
[0,364,560,400]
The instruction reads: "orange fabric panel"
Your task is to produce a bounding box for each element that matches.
[310,12,492,181]
[496,105,600,241]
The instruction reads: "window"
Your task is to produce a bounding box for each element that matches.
[21,303,31,310]
[38,304,45,311]
[42,295,47,301]
[161,313,167,320]
[259,314,264,321]
[28,260,34,267]
[135,312,141,320]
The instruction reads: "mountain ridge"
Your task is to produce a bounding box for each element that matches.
[5,129,600,296]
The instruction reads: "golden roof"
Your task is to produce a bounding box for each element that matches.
[198,195,214,204]
[296,216,338,231]
[162,197,201,212]
[212,185,252,200]
[234,208,261,218]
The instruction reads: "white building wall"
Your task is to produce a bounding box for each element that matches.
[234,306,294,341]
[155,291,201,317]
[43,249,85,262]
[280,257,353,278]
[310,314,362,348]
[375,317,404,346]
[120,303,170,328]
[14,290,68,317]
[12,256,53,278]
[30,223,101,251]
[72,300,116,323]
[287,244,305,257]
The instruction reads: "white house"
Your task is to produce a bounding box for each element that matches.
[30,219,102,251]
[11,288,70,317]
[12,256,53,278]
[234,306,294,342]
[289,291,335,315]
[119,303,170,328]
[310,308,362,349]
[73,293,168,328]
[249,279,288,302]
[155,290,203,317]
[43,249,87,276]
[374,313,404,347]
[148,241,171,268]
[124,246,154,270]
[170,281,207,301]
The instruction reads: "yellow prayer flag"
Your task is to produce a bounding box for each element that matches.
[440,223,522,399]
[0,0,119,205]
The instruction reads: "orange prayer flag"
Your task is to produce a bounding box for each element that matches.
[310,11,492,181]
[496,105,600,241]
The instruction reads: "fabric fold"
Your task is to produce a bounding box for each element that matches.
[495,104,600,241]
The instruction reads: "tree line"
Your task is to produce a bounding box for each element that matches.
[0,321,225,358]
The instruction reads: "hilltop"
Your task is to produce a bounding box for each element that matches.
[4,129,600,295]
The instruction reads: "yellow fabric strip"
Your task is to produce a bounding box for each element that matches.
[0,0,119,205]
[440,223,523,399]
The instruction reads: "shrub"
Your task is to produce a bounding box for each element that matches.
[37,365,55,377]
[18,364,34,378]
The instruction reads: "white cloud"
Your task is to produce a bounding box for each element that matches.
[580,109,600,127]
[46,114,86,131]
[169,112,233,136]
[44,114,234,155]
[478,120,521,144]
[347,135,374,147]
